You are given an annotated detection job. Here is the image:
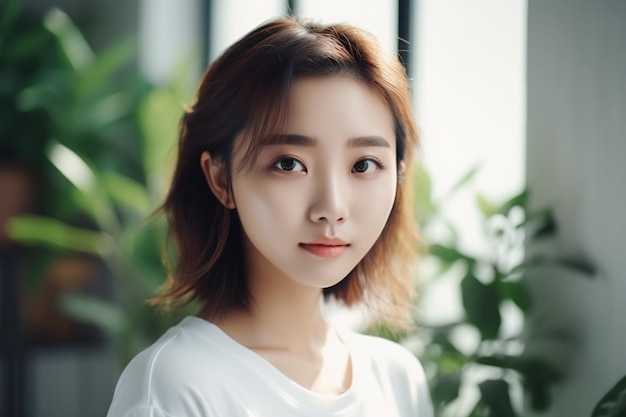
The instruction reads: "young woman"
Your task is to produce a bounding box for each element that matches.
[107,17,433,417]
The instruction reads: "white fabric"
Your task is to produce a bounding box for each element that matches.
[106,316,434,417]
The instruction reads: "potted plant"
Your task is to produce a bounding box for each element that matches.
[5,4,192,365]
[369,166,595,416]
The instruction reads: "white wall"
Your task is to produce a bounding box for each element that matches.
[526,1,626,415]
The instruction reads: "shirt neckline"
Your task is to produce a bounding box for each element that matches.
[179,315,364,415]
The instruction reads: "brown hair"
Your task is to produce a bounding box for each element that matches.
[153,17,421,331]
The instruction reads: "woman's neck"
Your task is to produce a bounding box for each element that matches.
[217,280,328,353]
[213,289,352,395]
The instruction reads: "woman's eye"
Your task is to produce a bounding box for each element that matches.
[353,158,382,174]
[274,158,305,172]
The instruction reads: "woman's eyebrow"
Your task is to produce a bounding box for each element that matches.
[266,134,391,148]
[267,134,316,147]
[347,136,391,148]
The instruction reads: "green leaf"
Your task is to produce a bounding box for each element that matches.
[591,375,626,417]
[414,164,434,220]
[47,142,120,233]
[102,171,150,214]
[525,209,557,239]
[516,256,596,277]
[82,91,133,130]
[436,350,467,373]
[43,8,94,72]
[431,372,461,405]
[128,220,169,291]
[526,381,551,411]
[75,35,136,98]
[7,215,112,255]
[475,354,515,369]
[498,189,528,214]
[478,379,516,417]
[476,354,565,383]
[498,280,531,312]
[138,88,181,181]
[517,356,567,411]
[467,401,487,417]
[429,243,475,265]
[0,0,22,37]
[477,193,498,218]
[60,293,125,335]
[461,270,501,339]
[3,26,51,64]
[448,164,481,198]
[48,141,97,194]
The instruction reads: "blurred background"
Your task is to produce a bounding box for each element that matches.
[1,0,624,416]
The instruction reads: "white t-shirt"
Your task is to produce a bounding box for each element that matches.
[106,316,434,417]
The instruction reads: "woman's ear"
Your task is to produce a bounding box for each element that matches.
[200,151,235,209]
[398,161,406,182]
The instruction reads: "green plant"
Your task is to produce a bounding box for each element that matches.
[6,5,193,365]
[591,375,626,417]
[0,0,60,199]
[373,166,595,417]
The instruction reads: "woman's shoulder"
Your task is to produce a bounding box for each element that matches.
[107,316,236,415]
[123,316,236,381]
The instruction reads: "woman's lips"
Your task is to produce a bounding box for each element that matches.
[299,243,349,258]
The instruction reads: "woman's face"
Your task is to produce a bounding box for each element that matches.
[230,75,397,290]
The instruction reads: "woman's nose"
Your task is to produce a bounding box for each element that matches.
[308,174,349,224]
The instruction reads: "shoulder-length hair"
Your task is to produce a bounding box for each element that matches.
[153,17,421,331]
